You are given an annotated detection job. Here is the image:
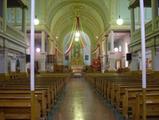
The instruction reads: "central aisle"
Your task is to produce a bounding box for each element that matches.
[52,77,116,120]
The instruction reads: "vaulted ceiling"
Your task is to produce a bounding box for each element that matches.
[45,0,111,49]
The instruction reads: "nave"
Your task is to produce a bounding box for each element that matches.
[0,71,159,120]
[51,77,116,120]
[1,0,159,120]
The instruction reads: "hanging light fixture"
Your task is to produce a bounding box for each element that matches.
[75,31,80,38]
[34,16,40,25]
[56,36,59,39]
[36,47,41,53]
[75,37,79,42]
[75,31,80,42]
[74,17,81,42]
[116,1,124,26]
[114,47,119,52]
[116,16,124,25]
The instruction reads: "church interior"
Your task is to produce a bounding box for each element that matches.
[0,0,159,120]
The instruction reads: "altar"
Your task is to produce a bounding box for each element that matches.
[71,65,83,72]
[71,65,83,77]
[63,16,91,75]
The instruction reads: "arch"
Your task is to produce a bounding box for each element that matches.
[47,0,109,27]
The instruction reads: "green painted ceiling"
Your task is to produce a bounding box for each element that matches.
[45,0,111,49]
[30,0,133,50]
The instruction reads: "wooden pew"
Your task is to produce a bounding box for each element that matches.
[111,82,141,106]
[0,86,52,112]
[0,73,68,120]
[0,95,41,120]
[8,72,28,81]
[85,72,159,120]
[0,112,5,120]
[122,88,159,119]
[133,91,159,120]
[112,84,159,108]
[109,80,159,108]
[0,73,6,81]
[0,74,67,108]
[0,79,55,106]
[106,79,141,102]
[0,90,47,119]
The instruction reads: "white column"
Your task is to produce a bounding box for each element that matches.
[11,59,16,72]
[52,41,55,56]
[101,40,106,72]
[109,58,116,71]
[3,0,7,31]
[48,38,53,55]
[22,8,26,33]
[41,31,45,53]
[151,0,158,30]
[124,42,129,68]
[130,8,135,40]
[130,54,139,71]
[104,35,109,70]
[47,38,54,72]
[0,52,8,73]
[151,47,159,71]
[0,48,9,73]
[139,0,147,89]
[0,54,5,73]
[105,35,108,55]
[110,31,114,52]
[30,0,35,91]
[108,31,115,70]
[40,31,46,72]
[19,55,26,72]
[101,55,106,73]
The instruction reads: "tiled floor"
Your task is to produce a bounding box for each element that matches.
[52,77,116,120]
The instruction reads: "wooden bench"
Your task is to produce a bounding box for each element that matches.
[122,88,159,119]
[0,112,5,120]
[0,73,6,81]
[7,72,28,81]
[0,73,69,120]
[0,80,56,106]
[0,95,41,120]
[111,82,141,106]
[0,86,52,111]
[108,80,158,108]
[0,73,68,104]
[133,91,159,120]
[0,90,47,119]
[85,72,159,120]
[114,84,159,110]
